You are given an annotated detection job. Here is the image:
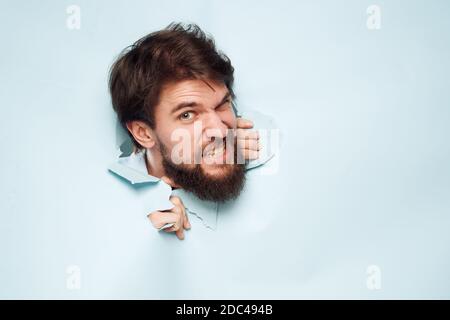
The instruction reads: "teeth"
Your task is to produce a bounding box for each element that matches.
[207,149,216,157]
[205,146,223,158]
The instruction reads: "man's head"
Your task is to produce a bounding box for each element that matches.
[109,23,246,202]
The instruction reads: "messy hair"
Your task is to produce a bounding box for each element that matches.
[108,22,235,149]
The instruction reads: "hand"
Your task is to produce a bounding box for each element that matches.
[147,195,191,240]
[236,118,260,161]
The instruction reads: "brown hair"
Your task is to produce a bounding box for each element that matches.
[108,22,235,149]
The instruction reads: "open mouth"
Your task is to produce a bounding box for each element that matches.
[203,144,227,163]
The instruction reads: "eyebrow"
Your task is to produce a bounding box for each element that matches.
[170,91,231,115]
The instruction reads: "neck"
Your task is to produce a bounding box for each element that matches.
[144,148,166,178]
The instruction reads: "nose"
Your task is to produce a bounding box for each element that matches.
[202,111,229,141]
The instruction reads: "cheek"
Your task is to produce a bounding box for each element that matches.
[160,126,198,158]
[155,126,177,150]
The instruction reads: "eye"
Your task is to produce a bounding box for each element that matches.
[179,111,194,121]
[217,99,231,109]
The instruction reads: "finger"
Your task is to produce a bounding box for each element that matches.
[178,209,185,233]
[159,223,175,231]
[170,195,183,208]
[175,228,185,240]
[168,196,185,235]
[169,196,184,215]
[163,225,177,233]
[148,212,178,229]
[176,197,187,218]
[183,211,191,230]
[236,118,254,129]
[237,138,260,151]
[175,197,191,230]
[169,221,181,232]
[242,149,259,161]
[236,129,259,140]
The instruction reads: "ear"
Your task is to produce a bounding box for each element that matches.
[126,120,156,149]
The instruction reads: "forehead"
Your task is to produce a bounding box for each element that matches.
[158,79,228,107]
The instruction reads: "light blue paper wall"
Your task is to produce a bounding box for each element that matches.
[1,0,449,299]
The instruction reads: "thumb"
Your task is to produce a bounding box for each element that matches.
[237,117,254,129]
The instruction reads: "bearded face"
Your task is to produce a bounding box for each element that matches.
[158,137,246,202]
[133,79,247,202]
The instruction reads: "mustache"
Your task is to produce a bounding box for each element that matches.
[161,152,246,203]
[159,133,244,165]
[200,137,226,155]
[157,135,247,202]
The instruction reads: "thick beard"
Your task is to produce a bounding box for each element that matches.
[159,141,246,203]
